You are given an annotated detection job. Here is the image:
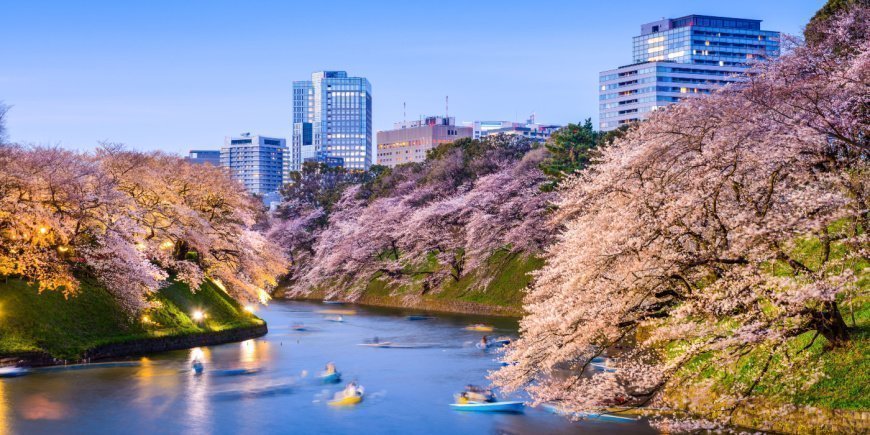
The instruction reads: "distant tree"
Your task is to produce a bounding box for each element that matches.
[540,119,598,190]
[596,122,634,148]
[806,0,870,46]
[279,161,369,213]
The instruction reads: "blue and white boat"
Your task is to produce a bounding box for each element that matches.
[541,403,640,422]
[0,367,29,378]
[318,371,341,384]
[449,401,524,413]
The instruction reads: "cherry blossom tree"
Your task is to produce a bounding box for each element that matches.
[492,7,869,427]
[272,135,556,300]
[0,144,287,313]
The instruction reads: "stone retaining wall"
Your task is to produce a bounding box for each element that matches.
[0,324,268,368]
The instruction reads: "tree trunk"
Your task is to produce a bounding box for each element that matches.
[813,301,850,346]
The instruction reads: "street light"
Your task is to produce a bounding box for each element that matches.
[192,310,205,322]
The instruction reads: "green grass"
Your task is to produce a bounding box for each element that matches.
[0,277,262,360]
[664,223,869,412]
[435,250,543,308]
[359,249,541,310]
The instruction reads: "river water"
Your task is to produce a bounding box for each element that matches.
[0,301,656,434]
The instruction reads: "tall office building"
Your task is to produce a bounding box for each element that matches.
[467,115,561,143]
[377,116,472,167]
[220,133,286,196]
[599,15,780,131]
[288,71,372,174]
[185,150,221,166]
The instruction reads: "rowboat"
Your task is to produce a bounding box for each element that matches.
[0,367,29,378]
[541,403,640,422]
[328,387,364,406]
[407,315,432,321]
[359,341,433,348]
[590,363,617,373]
[465,324,494,332]
[212,367,260,377]
[476,339,511,350]
[318,372,341,383]
[317,309,357,315]
[36,361,142,372]
[357,342,394,348]
[449,401,524,413]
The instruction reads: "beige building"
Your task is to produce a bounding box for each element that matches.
[377,116,472,167]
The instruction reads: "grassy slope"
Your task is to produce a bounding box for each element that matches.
[663,227,869,415]
[0,278,262,360]
[358,250,542,313]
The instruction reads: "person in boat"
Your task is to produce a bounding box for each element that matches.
[324,362,336,375]
[192,358,204,374]
[463,384,496,403]
[336,381,361,400]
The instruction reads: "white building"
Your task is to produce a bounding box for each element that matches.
[220,133,286,196]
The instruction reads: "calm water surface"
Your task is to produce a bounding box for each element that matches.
[0,301,657,434]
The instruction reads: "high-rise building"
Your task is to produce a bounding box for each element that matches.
[377,116,472,167]
[289,71,372,174]
[220,133,286,196]
[599,15,780,131]
[467,115,561,143]
[185,150,221,166]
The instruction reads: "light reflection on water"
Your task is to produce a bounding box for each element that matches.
[0,301,658,434]
[0,377,7,433]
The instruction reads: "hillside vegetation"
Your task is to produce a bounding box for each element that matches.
[0,278,262,360]
[269,135,559,311]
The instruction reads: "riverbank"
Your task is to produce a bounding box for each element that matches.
[275,250,538,318]
[1,324,267,367]
[0,278,266,365]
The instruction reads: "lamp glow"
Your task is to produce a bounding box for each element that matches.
[244,305,255,314]
[192,310,205,321]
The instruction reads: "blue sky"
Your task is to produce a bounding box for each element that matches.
[1,0,824,154]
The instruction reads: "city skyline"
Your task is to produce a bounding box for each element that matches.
[1,0,823,153]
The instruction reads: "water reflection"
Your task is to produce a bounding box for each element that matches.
[134,357,177,418]
[0,377,8,433]
[0,302,657,434]
[185,347,211,434]
[240,339,256,364]
[20,394,68,420]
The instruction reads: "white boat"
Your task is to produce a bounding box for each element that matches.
[0,367,29,378]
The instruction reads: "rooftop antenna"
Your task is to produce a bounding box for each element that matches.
[445,96,449,119]
[403,101,406,125]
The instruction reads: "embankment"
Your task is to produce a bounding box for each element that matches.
[0,278,265,365]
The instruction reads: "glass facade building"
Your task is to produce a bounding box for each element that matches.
[220,134,286,196]
[185,149,221,166]
[599,15,780,131]
[288,71,372,174]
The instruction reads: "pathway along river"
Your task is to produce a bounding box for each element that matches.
[0,301,656,434]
